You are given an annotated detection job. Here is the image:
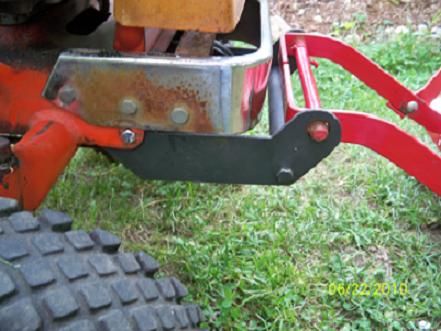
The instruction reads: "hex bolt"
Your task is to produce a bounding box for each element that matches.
[58,85,77,105]
[121,129,136,145]
[277,168,294,184]
[170,107,190,125]
[120,99,138,115]
[307,121,329,143]
[405,100,419,114]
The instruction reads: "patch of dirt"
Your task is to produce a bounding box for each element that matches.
[422,222,441,241]
[271,0,440,34]
[341,246,393,279]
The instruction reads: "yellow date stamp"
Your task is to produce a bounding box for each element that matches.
[328,282,408,297]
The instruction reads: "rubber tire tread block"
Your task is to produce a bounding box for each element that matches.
[0,206,204,331]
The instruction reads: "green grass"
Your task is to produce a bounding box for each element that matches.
[43,34,441,330]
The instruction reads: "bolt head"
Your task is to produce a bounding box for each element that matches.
[277,168,294,184]
[171,107,190,125]
[58,85,77,105]
[120,99,138,115]
[121,130,136,145]
[308,121,329,143]
[406,100,419,114]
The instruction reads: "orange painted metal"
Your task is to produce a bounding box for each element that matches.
[113,0,245,33]
[4,120,79,211]
[114,23,146,52]
[0,64,53,134]
[0,64,144,210]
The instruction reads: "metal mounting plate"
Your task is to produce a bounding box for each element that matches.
[43,0,273,135]
[106,110,341,185]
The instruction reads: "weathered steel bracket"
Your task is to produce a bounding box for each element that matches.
[42,0,273,135]
[106,110,341,185]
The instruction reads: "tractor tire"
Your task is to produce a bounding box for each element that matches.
[0,198,204,331]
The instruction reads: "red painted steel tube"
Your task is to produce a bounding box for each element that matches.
[417,69,441,149]
[418,69,441,103]
[292,37,321,109]
[285,33,441,134]
[291,37,330,142]
[279,36,297,122]
[280,33,441,196]
[336,111,441,195]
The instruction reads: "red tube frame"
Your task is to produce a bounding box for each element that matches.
[280,33,441,195]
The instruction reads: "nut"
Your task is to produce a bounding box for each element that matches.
[121,130,136,145]
[277,168,294,184]
[307,121,329,143]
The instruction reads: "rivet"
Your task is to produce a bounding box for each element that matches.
[120,99,138,115]
[171,107,190,125]
[58,85,76,105]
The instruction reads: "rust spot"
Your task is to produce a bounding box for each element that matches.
[72,67,215,133]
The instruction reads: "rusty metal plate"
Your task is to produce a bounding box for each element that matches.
[56,62,221,133]
[114,0,245,33]
[44,0,273,134]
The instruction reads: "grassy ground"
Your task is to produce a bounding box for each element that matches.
[43,33,441,330]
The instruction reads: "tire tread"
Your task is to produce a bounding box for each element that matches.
[0,207,203,330]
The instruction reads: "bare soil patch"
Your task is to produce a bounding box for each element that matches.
[271,0,440,34]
